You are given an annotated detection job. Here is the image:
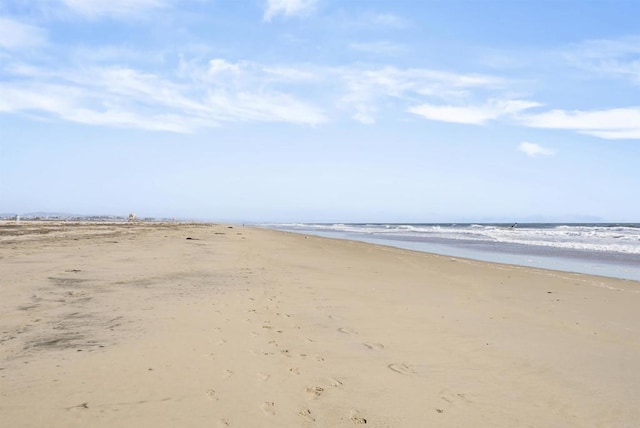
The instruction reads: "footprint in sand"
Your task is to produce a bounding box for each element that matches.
[349,409,368,424]
[299,408,315,422]
[440,390,472,405]
[223,369,233,379]
[205,389,218,400]
[261,401,275,416]
[328,377,343,387]
[258,372,271,382]
[217,418,230,427]
[338,327,358,335]
[363,342,384,350]
[388,363,415,375]
[306,386,324,400]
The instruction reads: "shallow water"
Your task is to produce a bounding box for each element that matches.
[267,223,640,281]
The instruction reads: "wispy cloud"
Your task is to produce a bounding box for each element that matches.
[337,66,504,124]
[5,30,535,132]
[0,17,47,49]
[264,0,318,22]
[0,59,327,132]
[408,99,541,125]
[186,60,497,125]
[565,36,640,85]
[518,142,555,157]
[520,107,640,140]
[1,50,513,130]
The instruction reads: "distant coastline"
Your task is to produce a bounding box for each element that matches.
[0,213,180,223]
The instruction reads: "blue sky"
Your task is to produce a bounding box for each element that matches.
[1,0,639,222]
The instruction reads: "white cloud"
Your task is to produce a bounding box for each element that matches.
[0,84,75,113]
[518,142,555,157]
[586,129,640,140]
[0,39,535,131]
[336,66,504,124]
[0,81,200,132]
[208,59,242,75]
[2,12,561,136]
[0,17,47,49]
[204,91,325,125]
[520,107,640,140]
[2,55,507,129]
[408,99,541,125]
[264,0,318,21]
[565,36,640,85]
[65,107,197,132]
[0,60,327,132]
[409,104,490,124]
[178,59,505,125]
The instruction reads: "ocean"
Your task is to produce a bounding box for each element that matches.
[266,223,640,281]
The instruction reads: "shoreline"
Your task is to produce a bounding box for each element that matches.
[268,226,640,282]
[2,222,639,427]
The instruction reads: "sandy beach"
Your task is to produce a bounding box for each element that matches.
[1,222,639,427]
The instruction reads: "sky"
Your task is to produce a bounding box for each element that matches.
[0,0,639,223]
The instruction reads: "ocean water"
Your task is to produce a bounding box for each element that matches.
[266,223,640,281]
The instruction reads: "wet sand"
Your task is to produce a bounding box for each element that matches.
[1,222,639,427]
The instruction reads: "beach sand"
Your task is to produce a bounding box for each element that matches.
[1,222,639,427]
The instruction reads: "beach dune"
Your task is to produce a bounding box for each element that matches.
[1,222,639,427]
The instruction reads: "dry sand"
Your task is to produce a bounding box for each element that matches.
[1,222,639,427]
